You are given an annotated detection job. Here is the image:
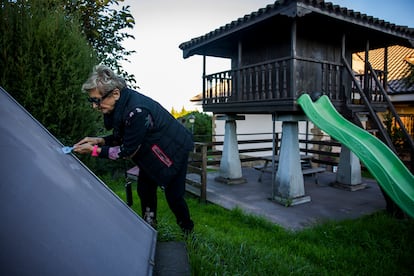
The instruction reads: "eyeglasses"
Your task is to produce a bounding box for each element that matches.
[87,89,114,106]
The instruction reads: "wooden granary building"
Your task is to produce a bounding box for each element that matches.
[180,0,414,205]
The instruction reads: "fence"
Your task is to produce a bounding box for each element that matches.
[185,133,341,202]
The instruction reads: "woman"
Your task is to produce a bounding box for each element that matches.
[74,65,194,234]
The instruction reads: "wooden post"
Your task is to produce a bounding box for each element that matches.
[200,144,207,203]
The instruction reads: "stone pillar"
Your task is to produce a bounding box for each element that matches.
[273,115,310,206]
[215,115,246,184]
[333,146,366,191]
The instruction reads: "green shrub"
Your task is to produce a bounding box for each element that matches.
[0,0,99,144]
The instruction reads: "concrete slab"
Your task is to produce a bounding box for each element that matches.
[187,168,385,231]
[154,242,191,276]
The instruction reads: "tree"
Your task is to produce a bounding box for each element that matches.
[171,106,195,119]
[0,0,138,175]
[193,112,213,143]
[62,0,137,86]
[184,112,213,143]
[0,0,100,144]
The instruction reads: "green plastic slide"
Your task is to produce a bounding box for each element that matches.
[297,94,414,218]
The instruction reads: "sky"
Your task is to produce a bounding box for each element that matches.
[120,0,414,112]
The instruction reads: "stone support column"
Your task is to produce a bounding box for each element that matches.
[215,115,246,184]
[333,146,366,191]
[273,115,310,206]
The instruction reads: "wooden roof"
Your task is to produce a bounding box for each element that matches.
[179,0,414,58]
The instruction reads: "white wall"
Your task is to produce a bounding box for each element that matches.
[213,114,317,157]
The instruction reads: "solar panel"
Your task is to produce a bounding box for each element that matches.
[0,87,156,276]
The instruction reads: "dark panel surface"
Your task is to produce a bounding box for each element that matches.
[0,87,156,276]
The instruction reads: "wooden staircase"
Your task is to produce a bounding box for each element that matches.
[342,56,414,172]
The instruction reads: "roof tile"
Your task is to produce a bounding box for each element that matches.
[355,46,414,94]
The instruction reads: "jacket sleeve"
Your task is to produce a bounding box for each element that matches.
[102,134,119,146]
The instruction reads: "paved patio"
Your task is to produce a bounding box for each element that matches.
[155,167,386,275]
[186,167,386,231]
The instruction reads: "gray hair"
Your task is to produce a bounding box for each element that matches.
[82,65,127,95]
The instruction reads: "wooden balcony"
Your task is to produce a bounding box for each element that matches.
[201,57,388,114]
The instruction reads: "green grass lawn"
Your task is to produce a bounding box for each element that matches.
[103,175,414,275]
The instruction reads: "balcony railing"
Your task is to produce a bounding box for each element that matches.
[352,70,386,104]
[203,57,349,106]
[204,57,292,105]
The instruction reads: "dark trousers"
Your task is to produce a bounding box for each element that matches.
[137,158,194,232]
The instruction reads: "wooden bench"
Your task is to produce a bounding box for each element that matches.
[302,167,326,185]
[253,155,326,184]
[253,164,272,182]
[254,165,325,184]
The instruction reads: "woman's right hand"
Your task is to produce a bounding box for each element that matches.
[74,137,105,147]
